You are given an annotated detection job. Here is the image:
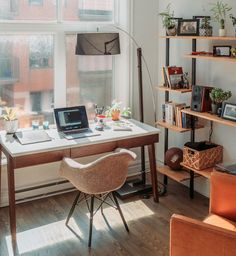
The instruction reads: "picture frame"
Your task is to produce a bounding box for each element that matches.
[193,16,211,27]
[221,102,236,121]
[213,46,232,57]
[177,19,200,36]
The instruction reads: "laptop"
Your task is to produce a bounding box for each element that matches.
[54,106,99,140]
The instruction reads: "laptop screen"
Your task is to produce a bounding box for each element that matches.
[54,106,89,132]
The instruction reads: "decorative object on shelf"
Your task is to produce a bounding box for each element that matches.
[221,102,236,121]
[159,4,178,36]
[231,48,236,58]
[165,147,183,171]
[2,107,18,134]
[230,14,236,36]
[210,88,232,114]
[194,16,213,37]
[177,19,199,36]
[210,1,232,37]
[213,45,232,57]
[191,85,213,112]
[183,141,223,171]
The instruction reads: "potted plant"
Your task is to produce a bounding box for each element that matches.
[230,14,236,36]
[159,4,177,36]
[105,100,122,121]
[2,107,18,134]
[210,1,232,37]
[199,17,213,37]
[210,88,232,114]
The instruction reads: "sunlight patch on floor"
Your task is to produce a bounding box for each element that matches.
[6,218,82,255]
[87,200,154,230]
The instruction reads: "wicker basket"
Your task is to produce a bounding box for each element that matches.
[183,143,223,170]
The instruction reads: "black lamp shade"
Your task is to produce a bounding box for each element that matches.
[76,33,120,56]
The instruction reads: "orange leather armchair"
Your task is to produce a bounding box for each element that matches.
[170,171,236,256]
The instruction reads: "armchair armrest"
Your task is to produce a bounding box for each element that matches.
[170,214,236,256]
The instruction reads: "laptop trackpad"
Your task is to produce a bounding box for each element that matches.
[65,132,100,140]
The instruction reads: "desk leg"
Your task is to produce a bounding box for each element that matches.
[148,144,159,203]
[7,155,17,244]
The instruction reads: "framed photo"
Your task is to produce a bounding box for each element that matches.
[178,19,200,36]
[213,46,232,57]
[221,102,236,121]
[193,16,211,27]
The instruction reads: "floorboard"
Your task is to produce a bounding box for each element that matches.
[0,177,209,256]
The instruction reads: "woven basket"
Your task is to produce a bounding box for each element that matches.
[183,144,223,170]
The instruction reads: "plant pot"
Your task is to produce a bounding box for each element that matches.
[111,110,120,121]
[4,119,18,134]
[219,29,226,37]
[211,103,222,115]
[199,28,213,37]
[167,26,177,36]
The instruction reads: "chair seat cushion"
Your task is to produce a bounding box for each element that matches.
[204,214,236,232]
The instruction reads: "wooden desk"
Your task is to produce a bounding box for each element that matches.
[0,119,160,245]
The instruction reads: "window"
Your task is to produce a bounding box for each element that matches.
[0,0,129,130]
[29,0,43,6]
[62,0,114,22]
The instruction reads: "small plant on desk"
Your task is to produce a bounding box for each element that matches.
[2,107,18,134]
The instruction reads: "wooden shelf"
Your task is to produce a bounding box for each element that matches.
[157,165,190,182]
[157,86,192,94]
[181,108,236,129]
[156,121,204,133]
[161,36,236,41]
[156,121,192,133]
[181,163,213,179]
[185,54,236,62]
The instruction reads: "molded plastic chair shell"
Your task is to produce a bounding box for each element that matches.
[59,148,136,194]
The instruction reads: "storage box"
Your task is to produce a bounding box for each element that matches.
[183,143,223,171]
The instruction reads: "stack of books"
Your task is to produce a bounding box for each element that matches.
[163,66,190,89]
[162,103,197,128]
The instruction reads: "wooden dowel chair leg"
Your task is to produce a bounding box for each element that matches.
[112,192,129,232]
[66,192,81,226]
[88,195,95,248]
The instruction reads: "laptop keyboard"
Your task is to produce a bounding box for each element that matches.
[64,128,92,135]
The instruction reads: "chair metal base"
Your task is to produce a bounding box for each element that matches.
[66,191,129,247]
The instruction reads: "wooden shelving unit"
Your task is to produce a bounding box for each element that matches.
[157,86,192,94]
[181,109,236,129]
[185,54,236,63]
[157,165,190,182]
[159,35,236,198]
[181,163,213,179]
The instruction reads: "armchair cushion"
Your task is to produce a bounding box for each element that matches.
[204,214,236,232]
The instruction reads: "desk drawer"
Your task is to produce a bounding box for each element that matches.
[14,149,70,169]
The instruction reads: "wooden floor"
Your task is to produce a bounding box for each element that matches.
[0,178,209,256]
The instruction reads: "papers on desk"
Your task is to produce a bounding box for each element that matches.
[112,121,133,131]
[14,130,52,145]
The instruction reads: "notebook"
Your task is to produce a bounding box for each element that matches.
[54,106,100,140]
[14,130,52,145]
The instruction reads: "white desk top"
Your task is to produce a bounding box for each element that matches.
[0,119,160,157]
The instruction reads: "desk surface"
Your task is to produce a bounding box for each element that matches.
[0,119,160,157]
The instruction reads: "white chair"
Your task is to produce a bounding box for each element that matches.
[59,148,136,247]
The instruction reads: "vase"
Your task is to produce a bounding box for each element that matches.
[211,103,222,115]
[219,29,226,37]
[167,26,177,36]
[4,119,18,134]
[111,110,120,121]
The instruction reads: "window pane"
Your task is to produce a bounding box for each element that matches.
[63,0,113,22]
[66,35,113,119]
[0,35,54,129]
[0,0,57,21]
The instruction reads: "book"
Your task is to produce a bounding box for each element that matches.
[167,67,184,89]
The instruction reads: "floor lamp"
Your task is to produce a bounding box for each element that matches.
[75,32,152,198]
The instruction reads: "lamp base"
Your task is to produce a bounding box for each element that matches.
[115,179,152,200]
